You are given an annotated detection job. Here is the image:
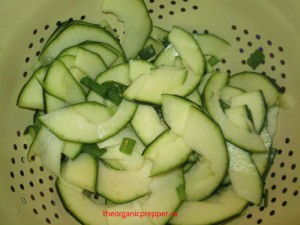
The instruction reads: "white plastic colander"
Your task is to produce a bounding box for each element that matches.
[0,0,300,224]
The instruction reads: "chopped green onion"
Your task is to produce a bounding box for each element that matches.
[176,184,186,201]
[106,91,123,105]
[263,189,269,208]
[102,81,127,95]
[82,144,107,158]
[247,49,265,70]
[161,35,170,47]
[138,44,156,60]
[80,77,127,105]
[207,55,220,67]
[80,76,107,96]
[119,137,136,155]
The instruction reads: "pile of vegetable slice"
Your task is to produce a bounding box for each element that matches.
[17,0,284,224]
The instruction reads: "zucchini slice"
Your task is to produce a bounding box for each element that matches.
[102,0,152,59]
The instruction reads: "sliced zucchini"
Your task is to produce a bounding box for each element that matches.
[220,85,245,103]
[230,90,267,133]
[102,0,152,59]
[17,66,47,110]
[40,21,124,62]
[101,144,145,171]
[129,59,156,81]
[186,89,202,106]
[228,72,282,108]
[131,104,167,145]
[80,41,119,66]
[62,141,82,160]
[74,47,107,79]
[154,43,178,67]
[170,186,248,225]
[44,93,66,113]
[252,128,273,176]
[227,142,263,205]
[61,153,98,192]
[44,59,86,104]
[193,33,230,59]
[225,105,254,132]
[39,99,137,143]
[181,106,228,200]
[168,26,205,75]
[161,94,199,135]
[266,106,280,138]
[96,63,130,86]
[56,179,109,225]
[139,169,184,225]
[97,125,143,149]
[143,130,192,176]
[27,126,63,176]
[124,67,187,104]
[97,160,152,203]
[150,26,169,44]
[204,72,266,152]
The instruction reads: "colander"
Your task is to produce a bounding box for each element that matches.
[1,0,300,224]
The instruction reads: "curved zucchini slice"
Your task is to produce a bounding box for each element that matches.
[227,142,263,205]
[39,99,137,143]
[162,95,228,201]
[102,0,152,59]
[143,130,192,176]
[97,160,152,203]
[61,153,98,193]
[229,72,282,108]
[204,72,266,152]
[17,66,47,110]
[40,21,124,62]
[193,33,230,59]
[44,59,86,104]
[131,104,167,145]
[56,179,109,225]
[181,106,228,201]
[170,186,248,225]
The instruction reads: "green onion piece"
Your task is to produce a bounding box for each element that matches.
[102,81,127,95]
[138,44,156,60]
[82,144,107,158]
[247,49,265,70]
[161,35,170,47]
[176,184,186,201]
[263,189,269,208]
[207,55,220,67]
[106,91,123,105]
[80,76,108,96]
[119,137,136,155]
[80,77,127,105]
